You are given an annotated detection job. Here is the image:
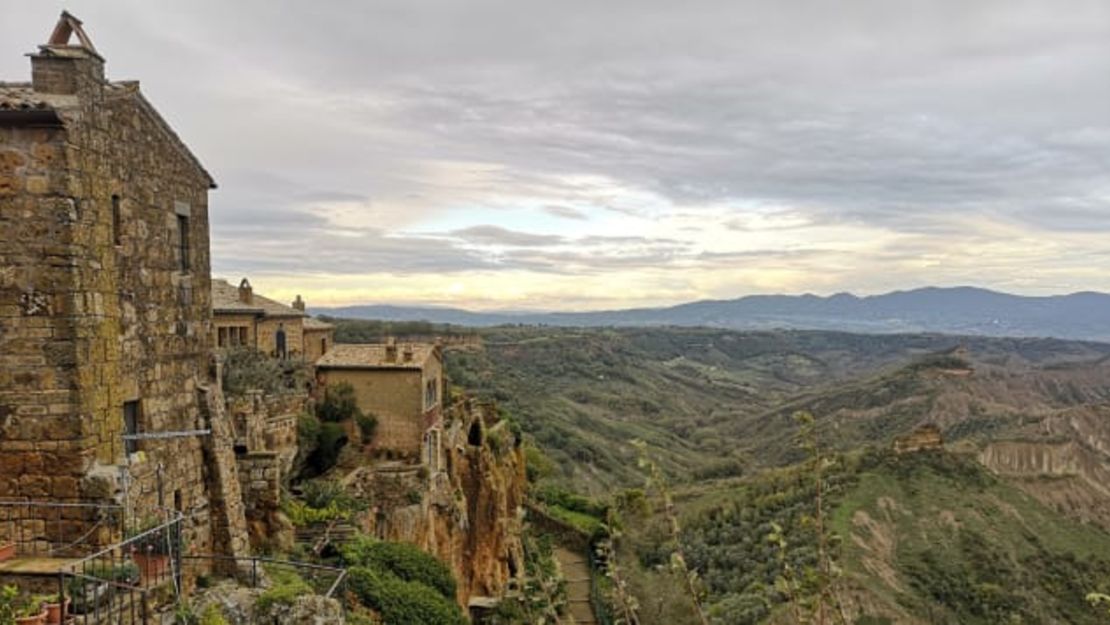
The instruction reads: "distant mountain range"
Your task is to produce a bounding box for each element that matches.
[311,286,1110,342]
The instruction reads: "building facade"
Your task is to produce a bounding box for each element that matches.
[315,341,444,462]
[211,277,334,362]
[0,13,217,543]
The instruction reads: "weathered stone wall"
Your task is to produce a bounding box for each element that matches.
[227,390,304,477]
[199,384,251,564]
[256,316,304,360]
[318,368,426,456]
[302,327,333,363]
[0,47,218,553]
[236,451,284,549]
[0,123,87,504]
[212,313,257,348]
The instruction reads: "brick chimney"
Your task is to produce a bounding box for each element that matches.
[238,278,253,304]
[31,12,105,95]
[292,295,305,311]
[385,337,397,363]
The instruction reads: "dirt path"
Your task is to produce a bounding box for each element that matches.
[554,546,598,625]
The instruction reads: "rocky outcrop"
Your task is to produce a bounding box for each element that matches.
[349,398,526,608]
[892,424,943,454]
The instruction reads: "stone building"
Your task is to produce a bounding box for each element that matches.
[315,340,444,462]
[211,277,334,362]
[0,13,220,546]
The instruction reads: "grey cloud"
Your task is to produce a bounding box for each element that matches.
[543,205,588,220]
[2,1,1108,298]
[449,225,564,247]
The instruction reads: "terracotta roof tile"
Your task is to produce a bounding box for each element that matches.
[211,279,306,318]
[0,83,53,111]
[315,343,437,370]
[303,317,334,330]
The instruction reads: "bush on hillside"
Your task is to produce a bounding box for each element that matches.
[341,536,457,600]
[346,566,466,625]
[222,347,309,396]
[318,383,363,423]
[534,485,608,519]
[300,422,347,477]
[356,413,378,441]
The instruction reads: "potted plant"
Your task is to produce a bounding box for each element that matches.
[67,563,139,615]
[13,595,47,625]
[36,593,69,625]
[0,585,18,623]
[0,539,15,562]
[128,519,176,585]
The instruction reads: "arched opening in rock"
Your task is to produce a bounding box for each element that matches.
[468,420,483,446]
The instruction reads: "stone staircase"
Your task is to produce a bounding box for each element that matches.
[295,520,359,555]
[554,546,597,625]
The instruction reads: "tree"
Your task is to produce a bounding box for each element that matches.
[633,439,708,625]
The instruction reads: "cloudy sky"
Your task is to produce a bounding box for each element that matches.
[3,1,1109,310]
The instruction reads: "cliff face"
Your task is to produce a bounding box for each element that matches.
[977,405,1110,528]
[349,398,526,608]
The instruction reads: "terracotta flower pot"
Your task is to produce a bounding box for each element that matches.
[131,551,171,585]
[44,599,69,625]
[0,541,15,562]
[15,609,48,625]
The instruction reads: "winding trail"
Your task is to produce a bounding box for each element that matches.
[554,546,598,625]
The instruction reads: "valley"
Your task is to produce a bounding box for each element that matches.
[332,319,1110,623]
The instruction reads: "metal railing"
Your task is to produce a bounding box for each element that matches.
[60,508,184,625]
[2,501,348,624]
[181,554,348,619]
[180,554,348,599]
[0,500,127,559]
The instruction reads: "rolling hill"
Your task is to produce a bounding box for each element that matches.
[328,320,1110,623]
[314,286,1110,342]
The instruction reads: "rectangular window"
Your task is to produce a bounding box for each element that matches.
[177,214,190,272]
[123,400,141,455]
[218,327,228,347]
[111,195,121,246]
[321,337,327,354]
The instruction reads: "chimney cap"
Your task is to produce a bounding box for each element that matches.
[41,11,103,61]
[237,278,253,304]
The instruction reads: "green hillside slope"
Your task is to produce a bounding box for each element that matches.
[620,450,1110,625]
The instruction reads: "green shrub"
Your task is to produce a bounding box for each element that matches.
[307,422,348,476]
[255,570,312,617]
[199,604,229,625]
[301,479,350,510]
[222,347,309,396]
[341,536,458,600]
[535,485,608,518]
[346,566,466,625]
[282,498,350,527]
[318,383,363,423]
[356,413,378,441]
[298,413,321,445]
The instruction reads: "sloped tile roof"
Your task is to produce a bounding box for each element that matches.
[303,317,334,330]
[0,83,54,110]
[211,279,305,318]
[315,343,436,370]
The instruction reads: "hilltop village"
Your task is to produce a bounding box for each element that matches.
[0,13,527,624]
